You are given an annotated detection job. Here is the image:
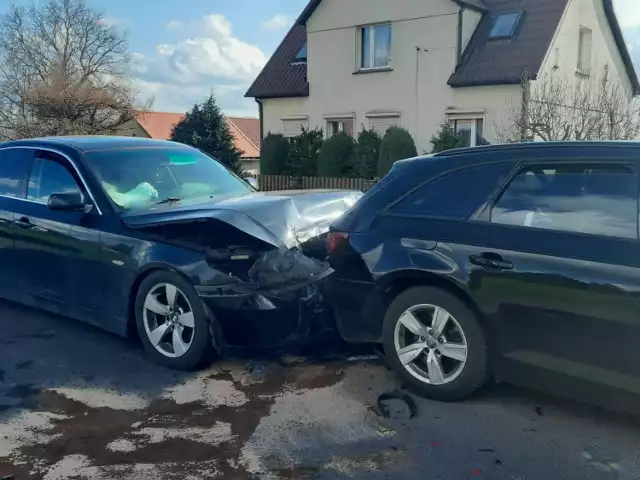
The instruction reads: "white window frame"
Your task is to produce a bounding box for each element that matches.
[448,115,485,147]
[324,113,355,138]
[577,26,592,75]
[358,23,392,71]
[326,119,353,138]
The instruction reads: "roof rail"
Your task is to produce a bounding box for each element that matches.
[433,141,639,157]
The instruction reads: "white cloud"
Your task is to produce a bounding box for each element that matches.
[98,16,127,27]
[165,20,184,30]
[132,14,265,116]
[261,14,293,31]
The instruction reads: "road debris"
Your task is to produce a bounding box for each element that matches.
[376,390,418,419]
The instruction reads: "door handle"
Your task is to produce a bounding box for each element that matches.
[14,216,34,229]
[469,254,514,271]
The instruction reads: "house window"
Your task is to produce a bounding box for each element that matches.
[453,118,485,147]
[282,118,308,137]
[488,12,522,39]
[360,23,391,70]
[368,115,399,136]
[327,119,354,137]
[578,27,592,74]
[295,43,307,62]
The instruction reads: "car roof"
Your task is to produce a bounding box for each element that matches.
[0,136,191,153]
[391,141,640,170]
[431,141,640,158]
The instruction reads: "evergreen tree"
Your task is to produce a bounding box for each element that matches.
[318,132,356,177]
[170,94,242,173]
[286,127,324,176]
[377,126,418,176]
[430,122,466,153]
[260,133,290,174]
[354,128,381,179]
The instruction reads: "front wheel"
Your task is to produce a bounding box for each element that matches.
[135,270,216,370]
[382,286,489,401]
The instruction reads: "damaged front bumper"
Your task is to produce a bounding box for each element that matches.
[124,190,363,349]
[195,274,334,349]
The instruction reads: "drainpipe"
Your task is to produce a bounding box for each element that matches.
[255,98,264,141]
[456,7,464,66]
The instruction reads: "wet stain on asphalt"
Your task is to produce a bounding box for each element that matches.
[0,363,346,479]
[5,384,38,399]
[0,370,5,383]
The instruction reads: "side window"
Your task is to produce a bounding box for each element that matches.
[0,148,33,198]
[389,162,513,220]
[492,164,638,239]
[27,153,81,203]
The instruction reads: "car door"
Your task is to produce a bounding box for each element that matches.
[12,149,103,313]
[0,147,33,294]
[461,160,640,398]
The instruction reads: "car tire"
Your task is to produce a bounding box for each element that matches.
[382,286,489,401]
[134,270,217,370]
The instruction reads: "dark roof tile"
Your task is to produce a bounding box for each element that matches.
[246,0,639,98]
[245,24,309,99]
[448,0,569,87]
[457,0,489,11]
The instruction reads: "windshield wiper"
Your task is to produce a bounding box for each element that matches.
[154,196,184,205]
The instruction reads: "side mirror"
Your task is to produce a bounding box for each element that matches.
[47,192,86,211]
[246,177,259,190]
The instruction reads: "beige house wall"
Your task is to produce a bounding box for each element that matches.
[115,119,151,138]
[261,0,636,152]
[262,0,522,152]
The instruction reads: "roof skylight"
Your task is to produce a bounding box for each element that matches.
[489,12,522,39]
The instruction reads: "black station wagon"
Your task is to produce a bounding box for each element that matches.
[0,136,361,369]
[328,142,640,410]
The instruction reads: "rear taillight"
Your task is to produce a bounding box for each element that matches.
[328,231,349,255]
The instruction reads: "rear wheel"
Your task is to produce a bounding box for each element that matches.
[382,286,489,401]
[135,270,216,370]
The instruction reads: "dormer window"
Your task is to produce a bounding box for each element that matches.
[489,12,522,39]
[295,43,307,62]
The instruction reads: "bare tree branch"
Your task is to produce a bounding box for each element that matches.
[0,0,149,139]
[496,66,640,143]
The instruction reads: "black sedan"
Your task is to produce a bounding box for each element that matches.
[0,136,361,369]
[328,141,640,410]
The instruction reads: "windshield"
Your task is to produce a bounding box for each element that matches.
[83,147,253,211]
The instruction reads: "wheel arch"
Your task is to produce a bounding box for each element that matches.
[126,262,193,340]
[378,270,486,330]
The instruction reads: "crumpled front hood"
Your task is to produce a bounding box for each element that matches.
[122,189,363,249]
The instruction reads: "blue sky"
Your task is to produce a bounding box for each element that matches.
[0,0,639,118]
[96,0,310,117]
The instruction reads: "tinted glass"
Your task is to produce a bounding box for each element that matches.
[361,26,371,68]
[374,24,391,67]
[0,148,33,198]
[27,157,81,203]
[296,43,307,60]
[489,12,521,38]
[84,147,252,211]
[492,164,638,239]
[390,162,512,220]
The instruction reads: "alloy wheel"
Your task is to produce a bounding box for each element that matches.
[393,303,468,385]
[143,283,195,358]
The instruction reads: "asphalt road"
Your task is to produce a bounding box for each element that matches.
[1,299,639,480]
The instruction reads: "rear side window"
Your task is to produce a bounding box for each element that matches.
[27,154,81,203]
[492,164,638,239]
[0,148,33,198]
[389,162,512,220]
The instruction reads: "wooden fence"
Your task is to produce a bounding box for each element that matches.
[249,174,378,192]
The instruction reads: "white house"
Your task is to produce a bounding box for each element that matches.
[246,0,639,153]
